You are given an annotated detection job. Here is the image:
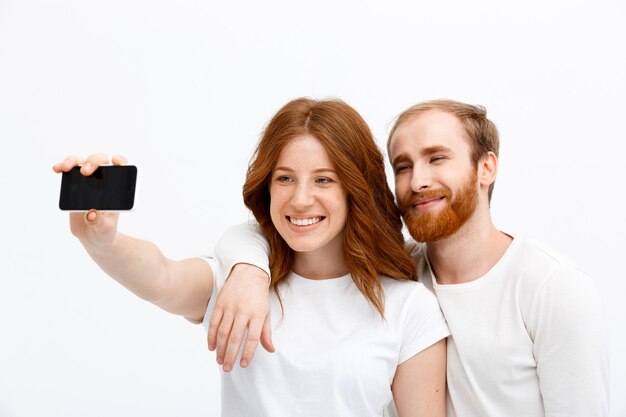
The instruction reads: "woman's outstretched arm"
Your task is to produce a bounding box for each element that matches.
[53,153,213,323]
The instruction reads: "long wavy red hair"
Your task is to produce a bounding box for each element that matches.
[243,98,416,316]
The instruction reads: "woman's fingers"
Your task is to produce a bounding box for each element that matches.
[85,209,99,225]
[52,155,86,173]
[53,153,117,175]
[53,153,128,176]
[111,154,128,165]
[81,153,111,176]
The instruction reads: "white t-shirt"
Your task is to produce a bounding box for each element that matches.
[409,237,610,417]
[202,257,449,417]
[214,223,610,417]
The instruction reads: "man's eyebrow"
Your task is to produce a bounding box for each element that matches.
[420,145,452,156]
[391,153,411,167]
[392,146,453,166]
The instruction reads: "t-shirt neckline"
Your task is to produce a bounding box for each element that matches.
[428,235,521,291]
[288,271,354,289]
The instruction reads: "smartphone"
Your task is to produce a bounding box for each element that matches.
[59,165,138,211]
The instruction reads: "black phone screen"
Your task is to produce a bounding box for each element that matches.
[59,166,137,210]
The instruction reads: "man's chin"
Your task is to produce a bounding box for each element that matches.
[403,211,463,243]
[406,225,451,243]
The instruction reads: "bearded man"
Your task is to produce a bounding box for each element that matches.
[206,100,609,417]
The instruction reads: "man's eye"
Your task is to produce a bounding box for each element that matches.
[430,156,446,163]
[394,165,411,174]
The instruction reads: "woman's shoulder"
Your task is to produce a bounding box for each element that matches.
[379,276,449,349]
[379,276,437,305]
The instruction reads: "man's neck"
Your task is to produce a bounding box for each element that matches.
[425,209,513,285]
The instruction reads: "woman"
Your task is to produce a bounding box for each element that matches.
[53,97,449,416]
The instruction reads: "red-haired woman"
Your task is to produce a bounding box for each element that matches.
[53,98,449,417]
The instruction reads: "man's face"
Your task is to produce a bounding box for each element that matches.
[390,110,479,242]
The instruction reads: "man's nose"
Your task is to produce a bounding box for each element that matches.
[409,164,432,192]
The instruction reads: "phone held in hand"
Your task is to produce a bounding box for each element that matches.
[59,166,138,211]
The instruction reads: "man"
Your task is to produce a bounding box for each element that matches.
[206,100,609,416]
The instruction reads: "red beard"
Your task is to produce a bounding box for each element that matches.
[399,171,478,242]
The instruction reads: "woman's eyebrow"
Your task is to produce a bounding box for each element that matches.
[274,166,337,174]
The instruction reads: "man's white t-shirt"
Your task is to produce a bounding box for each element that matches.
[202,258,450,417]
[409,237,610,417]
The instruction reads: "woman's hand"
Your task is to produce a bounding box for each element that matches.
[53,153,214,322]
[53,153,128,249]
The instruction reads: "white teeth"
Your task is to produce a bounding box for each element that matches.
[290,216,322,226]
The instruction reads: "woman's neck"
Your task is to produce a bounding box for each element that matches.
[292,239,349,280]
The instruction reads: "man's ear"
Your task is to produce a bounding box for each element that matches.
[478,151,498,189]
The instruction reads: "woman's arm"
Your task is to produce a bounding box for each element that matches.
[392,338,447,417]
[53,153,213,323]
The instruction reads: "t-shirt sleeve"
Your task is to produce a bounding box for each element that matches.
[526,266,610,416]
[200,257,221,331]
[213,220,271,280]
[398,285,450,364]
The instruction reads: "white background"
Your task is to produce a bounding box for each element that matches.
[1,0,624,416]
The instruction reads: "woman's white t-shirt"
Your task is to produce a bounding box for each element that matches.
[202,258,449,417]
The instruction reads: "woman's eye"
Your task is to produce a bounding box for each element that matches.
[276,176,292,183]
[316,177,332,184]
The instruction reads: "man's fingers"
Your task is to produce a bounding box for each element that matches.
[207,308,224,351]
[260,315,275,353]
[239,318,264,368]
[215,312,234,365]
[222,316,249,372]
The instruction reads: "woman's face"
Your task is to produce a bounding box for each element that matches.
[269,134,348,257]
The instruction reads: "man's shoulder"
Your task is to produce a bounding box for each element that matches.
[509,237,591,296]
[403,239,433,285]
[513,237,585,275]
[405,239,426,260]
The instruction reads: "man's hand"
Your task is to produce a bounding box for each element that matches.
[207,263,274,372]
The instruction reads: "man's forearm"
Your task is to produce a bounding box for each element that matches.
[214,221,271,281]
